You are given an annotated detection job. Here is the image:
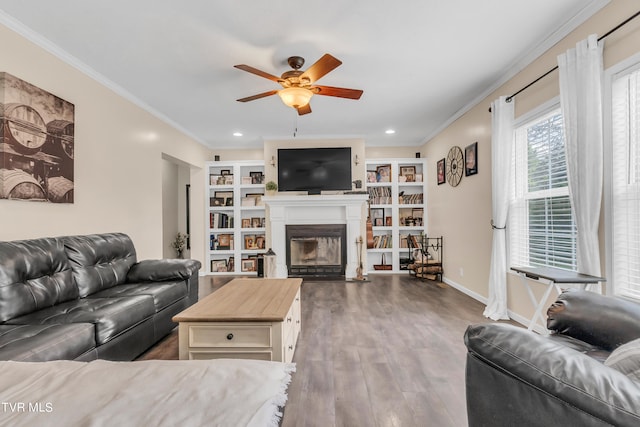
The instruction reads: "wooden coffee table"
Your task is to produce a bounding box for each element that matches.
[172,278,302,362]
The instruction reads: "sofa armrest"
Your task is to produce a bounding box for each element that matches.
[127,259,201,283]
[546,289,640,351]
[464,323,640,426]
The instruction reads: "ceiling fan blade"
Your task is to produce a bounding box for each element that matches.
[314,85,363,100]
[297,104,312,115]
[236,90,278,102]
[300,54,342,83]
[234,64,281,82]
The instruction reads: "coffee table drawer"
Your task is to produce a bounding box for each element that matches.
[188,324,272,348]
[189,350,272,361]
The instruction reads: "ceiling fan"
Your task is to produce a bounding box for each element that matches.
[234,53,363,115]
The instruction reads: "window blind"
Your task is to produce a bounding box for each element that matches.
[510,107,577,270]
[611,66,640,299]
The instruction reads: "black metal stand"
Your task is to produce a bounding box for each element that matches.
[408,235,443,281]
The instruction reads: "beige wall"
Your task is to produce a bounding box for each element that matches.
[208,148,263,162]
[365,146,422,160]
[0,22,212,264]
[423,0,640,324]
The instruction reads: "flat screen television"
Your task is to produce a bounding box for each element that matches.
[278,147,352,194]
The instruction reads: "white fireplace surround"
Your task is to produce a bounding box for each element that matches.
[264,194,368,279]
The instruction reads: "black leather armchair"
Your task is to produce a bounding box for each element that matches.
[464,289,640,427]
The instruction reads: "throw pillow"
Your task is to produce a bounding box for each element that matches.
[604,337,640,382]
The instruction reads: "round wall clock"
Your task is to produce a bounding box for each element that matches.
[446,146,464,187]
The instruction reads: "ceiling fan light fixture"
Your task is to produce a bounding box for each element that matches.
[278,87,313,109]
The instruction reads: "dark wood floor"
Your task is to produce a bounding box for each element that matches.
[139,274,502,426]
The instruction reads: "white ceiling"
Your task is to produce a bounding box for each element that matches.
[0,1,608,149]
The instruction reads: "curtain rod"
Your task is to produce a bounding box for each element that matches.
[490,10,640,110]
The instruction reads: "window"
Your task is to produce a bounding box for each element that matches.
[509,105,577,270]
[610,64,640,299]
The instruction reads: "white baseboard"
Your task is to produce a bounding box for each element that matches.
[443,276,487,304]
[443,275,546,333]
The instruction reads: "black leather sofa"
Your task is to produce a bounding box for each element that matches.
[464,289,640,427]
[0,233,200,362]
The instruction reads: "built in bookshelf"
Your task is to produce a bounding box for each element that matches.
[205,160,265,275]
[365,158,427,274]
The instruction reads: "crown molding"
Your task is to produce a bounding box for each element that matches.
[0,9,208,148]
[421,0,611,145]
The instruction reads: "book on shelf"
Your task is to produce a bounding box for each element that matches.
[372,234,392,249]
[367,187,392,205]
[399,193,424,204]
[210,212,233,229]
[407,234,422,249]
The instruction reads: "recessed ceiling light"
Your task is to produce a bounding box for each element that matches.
[385,129,396,134]
[233,132,243,137]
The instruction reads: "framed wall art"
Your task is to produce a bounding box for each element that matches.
[214,191,233,205]
[399,166,416,182]
[250,171,264,184]
[241,258,256,272]
[0,72,75,203]
[376,164,391,182]
[210,259,227,272]
[210,197,224,207]
[371,208,384,225]
[437,158,446,185]
[244,235,257,249]
[465,142,478,176]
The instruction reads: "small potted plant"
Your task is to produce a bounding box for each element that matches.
[172,232,188,258]
[265,180,278,196]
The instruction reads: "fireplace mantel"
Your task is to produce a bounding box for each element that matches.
[264,194,368,279]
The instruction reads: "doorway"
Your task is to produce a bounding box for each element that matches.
[161,154,191,259]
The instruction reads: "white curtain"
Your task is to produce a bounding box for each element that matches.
[558,34,604,292]
[484,96,514,320]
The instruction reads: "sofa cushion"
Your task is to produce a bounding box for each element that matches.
[605,337,640,382]
[63,233,137,297]
[0,237,79,322]
[0,324,95,362]
[127,259,202,282]
[88,281,188,312]
[7,296,155,346]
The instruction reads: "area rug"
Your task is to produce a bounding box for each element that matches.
[0,358,295,427]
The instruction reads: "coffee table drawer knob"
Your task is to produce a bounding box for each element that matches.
[227,333,234,340]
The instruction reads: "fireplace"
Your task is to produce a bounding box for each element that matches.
[286,224,347,277]
[263,194,368,279]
